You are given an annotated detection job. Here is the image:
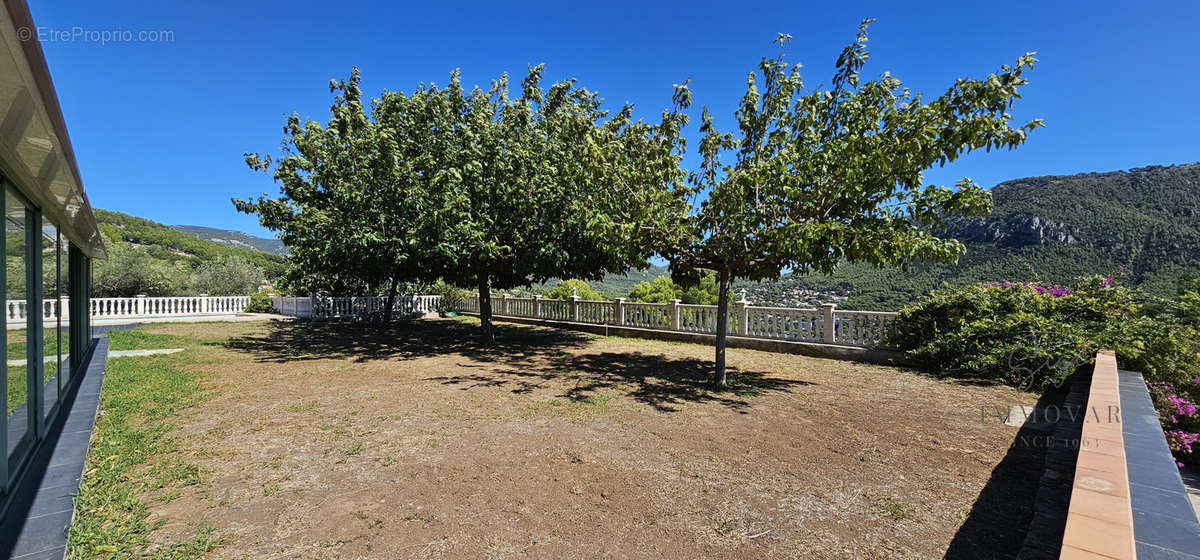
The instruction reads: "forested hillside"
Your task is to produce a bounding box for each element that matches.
[558,163,1200,310]
[747,163,1200,310]
[93,209,287,296]
[170,224,288,255]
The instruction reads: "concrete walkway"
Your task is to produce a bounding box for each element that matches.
[7,348,182,367]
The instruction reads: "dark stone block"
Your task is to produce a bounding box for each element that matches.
[1134,510,1200,555]
[25,483,76,519]
[3,510,70,557]
[11,545,68,560]
[1131,482,1200,523]
[1128,453,1188,493]
[1136,541,1200,559]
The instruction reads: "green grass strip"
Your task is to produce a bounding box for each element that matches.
[67,328,222,559]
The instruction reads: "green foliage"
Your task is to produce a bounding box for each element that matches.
[679,271,720,305]
[428,280,468,313]
[893,276,1143,389]
[236,64,684,333]
[628,276,680,303]
[545,279,601,301]
[96,209,286,277]
[93,241,188,297]
[243,290,276,313]
[421,65,688,339]
[236,68,437,298]
[662,21,1037,282]
[89,209,285,297]
[170,225,288,256]
[742,163,1200,310]
[626,272,720,304]
[1122,284,1200,386]
[648,20,1039,384]
[191,256,264,296]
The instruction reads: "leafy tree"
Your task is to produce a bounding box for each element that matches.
[679,270,720,305]
[429,66,689,342]
[236,69,440,321]
[190,256,264,295]
[628,275,680,303]
[655,21,1042,385]
[545,279,601,301]
[92,241,185,297]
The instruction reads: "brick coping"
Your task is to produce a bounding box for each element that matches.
[1060,350,1136,559]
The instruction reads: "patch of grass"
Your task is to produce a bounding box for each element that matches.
[285,401,322,413]
[523,393,619,421]
[67,327,223,558]
[263,482,282,496]
[106,329,197,352]
[715,518,739,536]
[876,496,916,520]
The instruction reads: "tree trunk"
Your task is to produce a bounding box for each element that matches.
[714,267,732,387]
[383,275,399,323]
[477,272,495,344]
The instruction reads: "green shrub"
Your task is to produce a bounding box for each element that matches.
[429,281,467,313]
[628,276,680,303]
[545,279,600,301]
[891,276,1138,390]
[243,291,276,313]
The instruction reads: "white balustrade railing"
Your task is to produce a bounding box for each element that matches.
[267,292,899,349]
[271,294,441,320]
[453,294,897,349]
[744,306,823,342]
[831,310,897,348]
[6,295,254,322]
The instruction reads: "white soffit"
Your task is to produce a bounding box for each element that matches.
[0,0,104,258]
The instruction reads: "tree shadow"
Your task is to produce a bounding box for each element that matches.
[223,319,811,413]
[943,379,1081,560]
[221,318,591,365]
[430,350,811,413]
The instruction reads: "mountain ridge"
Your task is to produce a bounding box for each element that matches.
[746,162,1200,310]
[169,224,288,256]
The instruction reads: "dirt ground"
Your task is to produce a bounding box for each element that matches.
[133,318,1039,559]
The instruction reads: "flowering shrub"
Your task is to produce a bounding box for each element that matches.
[1151,379,1200,466]
[891,275,1137,390]
[1166,432,1200,465]
[895,275,1200,466]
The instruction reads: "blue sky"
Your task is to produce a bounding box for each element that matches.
[28,0,1200,239]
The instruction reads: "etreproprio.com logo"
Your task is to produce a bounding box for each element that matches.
[17,26,175,45]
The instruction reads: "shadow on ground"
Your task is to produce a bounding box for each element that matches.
[432,350,811,413]
[223,318,590,364]
[943,381,1077,560]
[223,319,809,412]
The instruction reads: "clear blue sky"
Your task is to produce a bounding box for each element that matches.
[28,0,1200,239]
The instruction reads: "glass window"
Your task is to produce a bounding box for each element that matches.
[58,234,68,386]
[5,187,32,476]
[42,221,59,422]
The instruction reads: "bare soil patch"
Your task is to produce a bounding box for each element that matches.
[132,319,1037,559]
